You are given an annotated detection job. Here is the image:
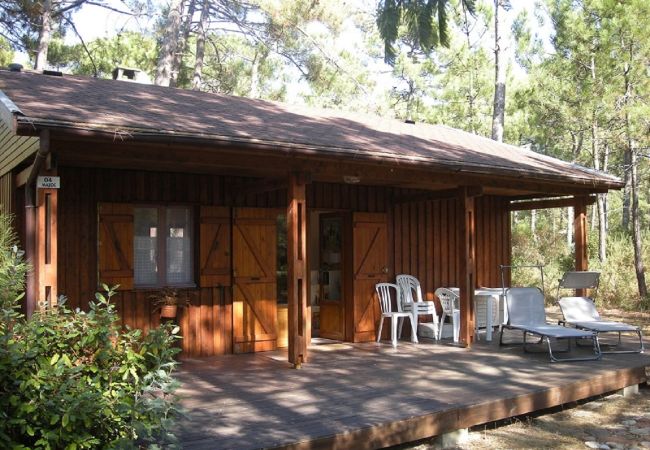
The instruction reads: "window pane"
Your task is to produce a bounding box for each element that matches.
[134,207,158,286]
[166,207,192,285]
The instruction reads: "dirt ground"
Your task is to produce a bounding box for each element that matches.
[404,307,650,450]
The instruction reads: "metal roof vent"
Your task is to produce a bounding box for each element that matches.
[404,119,416,124]
[43,69,63,77]
[8,63,23,72]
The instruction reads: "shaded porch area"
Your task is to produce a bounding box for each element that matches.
[175,338,650,449]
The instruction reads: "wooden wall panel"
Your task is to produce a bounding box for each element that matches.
[0,172,13,214]
[57,165,511,357]
[390,196,511,305]
[0,121,39,177]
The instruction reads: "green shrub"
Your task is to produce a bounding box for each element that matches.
[0,213,182,449]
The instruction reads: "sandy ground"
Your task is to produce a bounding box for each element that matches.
[401,307,650,450]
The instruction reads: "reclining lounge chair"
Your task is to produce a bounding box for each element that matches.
[558,296,644,354]
[500,287,602,362]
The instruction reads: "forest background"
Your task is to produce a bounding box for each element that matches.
[0,0,648,308]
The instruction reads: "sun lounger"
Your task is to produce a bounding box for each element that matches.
[500,287,602,362]
[558,296,644,354]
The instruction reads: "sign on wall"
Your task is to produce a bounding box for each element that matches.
[37,176,60,189]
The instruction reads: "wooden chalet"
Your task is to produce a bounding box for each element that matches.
[0,69,623,366]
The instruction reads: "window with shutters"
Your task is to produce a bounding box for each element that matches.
[134,206,194,287]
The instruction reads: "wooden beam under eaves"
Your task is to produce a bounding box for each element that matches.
[509,196,597,211]
[394,186,483,204]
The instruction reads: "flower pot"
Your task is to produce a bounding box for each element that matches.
[159,304,178,319]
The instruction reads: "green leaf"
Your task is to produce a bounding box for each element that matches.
[50,354,60,365]
[62,413,69,428]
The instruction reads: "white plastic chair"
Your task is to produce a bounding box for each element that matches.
[435,287,460,342]
[375,283,418,347]
[396,275,439,340]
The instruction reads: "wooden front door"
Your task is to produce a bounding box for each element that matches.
[318,213,346,340]
[233,208,278,353]
[352,212,388,342]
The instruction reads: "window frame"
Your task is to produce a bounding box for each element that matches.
[133,203,196,289]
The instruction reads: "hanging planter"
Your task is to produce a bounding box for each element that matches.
[159,304,178,319]
[151,287,189,320]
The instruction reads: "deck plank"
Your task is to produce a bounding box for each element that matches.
[175,339,650,449]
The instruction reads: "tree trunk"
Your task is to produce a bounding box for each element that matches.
[566,206,573,248]
[192,0,210,90]
[590,56,606,262]
[155,0,184,86]
[622,52,647,299]
[170,0,197,88]
[622,148,632,230]
[592,120,607,263]
[630,145,647,299]
[530,209,537,242]
[491,0,506,142]
[250,49,261,98]
[35,0,53,70]
[462,4,476,134]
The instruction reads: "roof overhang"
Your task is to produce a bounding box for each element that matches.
[13,116,624,196]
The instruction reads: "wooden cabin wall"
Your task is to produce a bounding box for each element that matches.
[56,167,394,357]
[391,196,511,304]
[0,172,13,214]
[0,121,39,177]
[57,166,510,356]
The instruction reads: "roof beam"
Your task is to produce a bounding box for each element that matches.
[509,196,597,211]
[394,186,483,204]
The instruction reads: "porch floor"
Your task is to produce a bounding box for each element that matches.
[175,335,650,449]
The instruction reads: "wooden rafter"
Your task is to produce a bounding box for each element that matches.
[510,196,596,211]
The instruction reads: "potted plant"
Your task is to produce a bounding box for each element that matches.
[151,287,189,319]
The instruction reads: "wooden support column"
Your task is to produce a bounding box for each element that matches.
[37,182,58,307]
[457,187,477,347]
[24,130,51,316]
[574,196,589,296]
[287,172,308,367]
[24,191,37,316]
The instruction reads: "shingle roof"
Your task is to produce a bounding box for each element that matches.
[0,70,622,190]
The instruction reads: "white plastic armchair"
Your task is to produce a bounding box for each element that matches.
[396,274,439,340]
[434,287,460,342]
[375,283,418,347]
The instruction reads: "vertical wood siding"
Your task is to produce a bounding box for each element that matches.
[57,166,510,357]
[0,172,13,214]
[390,196,511,305]
[0,121,39,176]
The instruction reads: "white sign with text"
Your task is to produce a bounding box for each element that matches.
[37,176,60,189]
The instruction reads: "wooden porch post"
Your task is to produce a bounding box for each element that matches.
[287,172,308,367]
[24,190,37,316]
[36,182,58,307]
[574,196,588,296]
[23,130,52,316]
[457,187,476,347]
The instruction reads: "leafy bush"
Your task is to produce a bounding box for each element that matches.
[0,213,182,448]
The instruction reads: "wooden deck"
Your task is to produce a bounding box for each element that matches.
[175,336,650,449]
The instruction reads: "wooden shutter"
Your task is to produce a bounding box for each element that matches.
[98,203,134,290]
[199,206,231,287]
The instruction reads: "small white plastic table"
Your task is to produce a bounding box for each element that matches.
[448,287,503,341]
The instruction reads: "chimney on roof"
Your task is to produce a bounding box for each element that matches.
[112,66,151,84]
[8,63,23,72]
